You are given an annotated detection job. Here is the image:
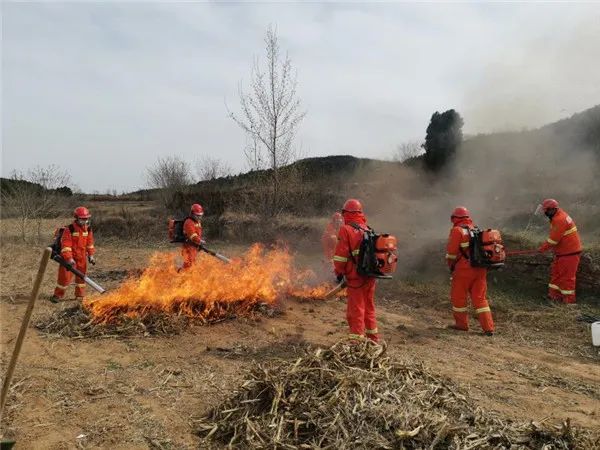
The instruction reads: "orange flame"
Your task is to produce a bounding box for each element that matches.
[83,244,341,324]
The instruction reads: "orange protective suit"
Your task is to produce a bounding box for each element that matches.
[182,217,202,269]
[538,208,582,303]
[321,219,341,261]
[333,211,378,343]
[445,218,494,333]
[54,222,95,299]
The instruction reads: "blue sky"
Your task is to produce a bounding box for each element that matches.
[2,2,599,192]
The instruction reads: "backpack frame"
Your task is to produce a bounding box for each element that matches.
[348,223,395,279]
[463,227,505,270]
[50,224,81,256]
[168,217,189,243]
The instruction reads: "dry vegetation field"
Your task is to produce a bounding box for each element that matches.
[1,211,599,449]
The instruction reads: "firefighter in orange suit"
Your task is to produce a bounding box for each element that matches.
[333,199,379,343]
[51,207,96,302]
[182,203,204,269]
[321,212,343,263]
[445,206,494,336]
[537,199,582,303]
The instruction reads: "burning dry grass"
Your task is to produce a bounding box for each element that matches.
[197,341,599,449]
[35,244,339,337]
[84,244,293,324]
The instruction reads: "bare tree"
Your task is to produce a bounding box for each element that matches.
[229,25,306,214]
[1,165,72,242]
[393,141,424,162]
[244,135,266,171]
[146,156,193,212]
[196,156,232,181]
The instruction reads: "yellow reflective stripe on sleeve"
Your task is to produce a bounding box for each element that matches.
[547,238,558,245]
[365,328,379,334]
[189,233,198,239]
[475,306,491,314]
[560,289,575,295]
[460,242,469,248]
[333,255,348,262]
[61,247,72,253]
[55,284,68,290]
[563,226,577,236]
[82,232,89,236]
[71,232,79,237]
[548,283,560,290]
[446,254,457,260]
[452,306,468,312]
[351,249,360,256]
[87,245,94,249]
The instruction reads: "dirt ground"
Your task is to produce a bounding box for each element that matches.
[1,233,599,449]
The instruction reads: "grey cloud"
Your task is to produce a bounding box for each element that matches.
[2,2,599,191]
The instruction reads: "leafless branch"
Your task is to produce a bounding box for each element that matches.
[229,25,306,215]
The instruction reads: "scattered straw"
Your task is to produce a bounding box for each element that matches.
[34,301,278,338]
[197,341,599,449]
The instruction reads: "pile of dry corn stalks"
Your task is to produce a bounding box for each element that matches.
[197,341,598,449]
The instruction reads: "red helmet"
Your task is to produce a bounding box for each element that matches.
[542,198,559,211]
[342,199,363,213]
[451,206,470,218]
[73,206,91,219]
[190,203,204,216]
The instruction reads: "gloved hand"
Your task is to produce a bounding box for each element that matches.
[88,255,96,265]
[336,273,344,283]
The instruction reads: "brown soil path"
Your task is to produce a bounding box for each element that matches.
[1,243,599,449]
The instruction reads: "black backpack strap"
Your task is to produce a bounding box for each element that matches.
[349,222,372,233]
[458,225,472,260]
[344,223,362,263]
[450,226,470,272]
[68,223,75,234]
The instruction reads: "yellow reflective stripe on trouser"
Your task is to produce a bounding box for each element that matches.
[61,247,72,253]
[333,255,348,262]
[351,249,360,256]
[549,283,574,295]
[475,306,491,314]
[348,334,364,340]
[460,242,469,248]
[87,245,94,249]
[446,253,457,260]
[563,226,577,236]
[452,306,468,312]
[76,283,86,288]
[365,328,378,335]
[547,238,558,245]
[55,284,67,290]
